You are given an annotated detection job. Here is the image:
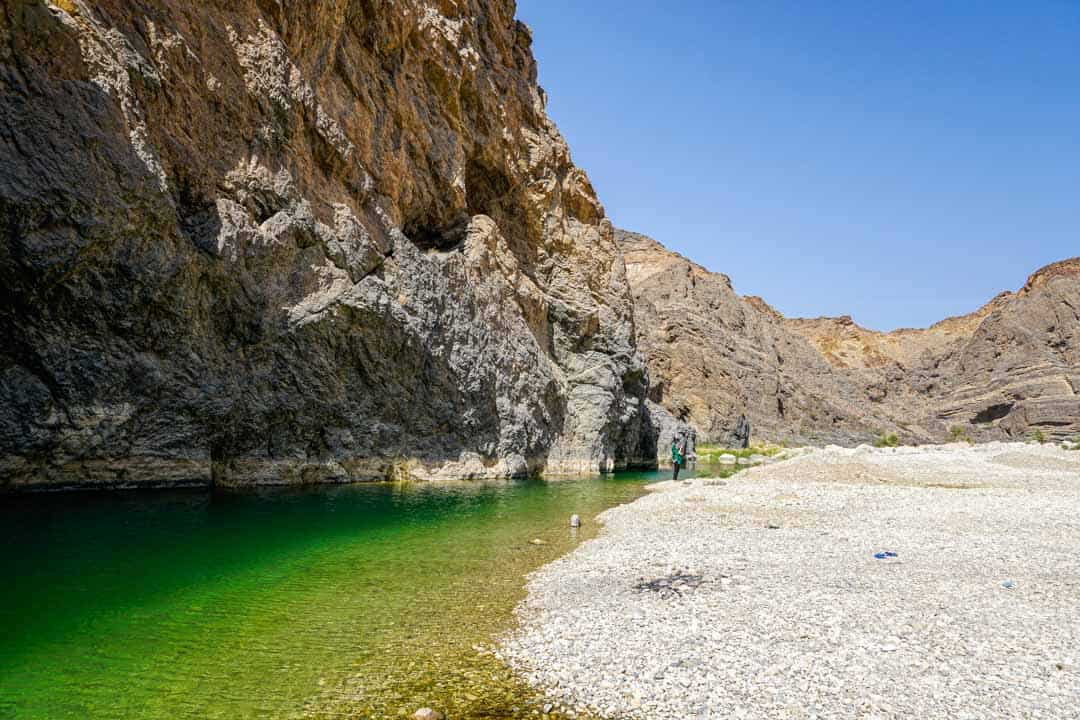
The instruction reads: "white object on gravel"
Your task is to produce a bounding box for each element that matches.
[499,442,1080,719]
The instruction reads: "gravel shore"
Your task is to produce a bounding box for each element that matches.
[499,443,1080,719]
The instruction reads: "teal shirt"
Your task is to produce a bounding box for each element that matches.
[671,442,683,464]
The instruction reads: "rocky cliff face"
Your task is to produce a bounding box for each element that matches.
[926,259,1080,441]
[620,228,1080,445]
[617,229,912,446]
[786,259,1080,442]
[786,294,1014,371]
[0,0,653,489]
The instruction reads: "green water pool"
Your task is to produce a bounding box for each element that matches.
[0,465,722,719]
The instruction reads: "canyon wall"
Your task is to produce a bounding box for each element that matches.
[617,229,914,446]
[789,259,1080,443]
[1,0,1071,490]
[0,0,655,489]
[619,229,1080,445]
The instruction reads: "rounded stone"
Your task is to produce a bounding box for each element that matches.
[412,709,444,720]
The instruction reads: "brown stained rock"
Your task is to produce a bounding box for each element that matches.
[619,227,1080,445]
[787,261,1080,442]
[935,268,1080,442]
[617,229,913,446]
[0,1,655,489]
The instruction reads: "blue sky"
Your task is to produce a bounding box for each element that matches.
[516,1,1080,330]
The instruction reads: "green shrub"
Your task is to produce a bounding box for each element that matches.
[948,425,973,444]
[1030,429,1046,444]
[874,432,899,448]
[696,443,786,463]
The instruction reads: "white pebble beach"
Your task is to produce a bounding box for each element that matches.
[499,443,1080,719]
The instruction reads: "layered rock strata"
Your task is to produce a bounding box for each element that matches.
[619,228,1079,445]
[788,259,1080,442]
[0,0,654,489]
[918,259,1080,441]
[617,230,912,446]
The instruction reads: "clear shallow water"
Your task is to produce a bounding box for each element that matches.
[0,466,720,719]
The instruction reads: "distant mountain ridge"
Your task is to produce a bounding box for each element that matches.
[618,227,1079,445]
[785,259,1080,371]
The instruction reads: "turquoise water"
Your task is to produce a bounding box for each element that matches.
[0,467,715,719]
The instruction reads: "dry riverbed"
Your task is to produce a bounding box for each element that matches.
[499,443,1080,719]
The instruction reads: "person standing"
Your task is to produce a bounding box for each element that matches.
[671,436,685,480]
[735,414,751,449]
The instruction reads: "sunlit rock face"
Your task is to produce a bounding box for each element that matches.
[786,259,1080,442]
[616,229,908,446]
[620,226,1080,445]
[931,259,1080,442]
[0,0,651,488]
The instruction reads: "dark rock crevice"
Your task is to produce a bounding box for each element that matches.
[973,402,1014,425]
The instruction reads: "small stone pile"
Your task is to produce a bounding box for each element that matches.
[632,571,707,600]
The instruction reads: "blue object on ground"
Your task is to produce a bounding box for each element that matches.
[873,551,899,559]
[1002,580,1016,589]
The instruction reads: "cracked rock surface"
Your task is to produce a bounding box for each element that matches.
[0,0,656,488]
[619,229,1080,445]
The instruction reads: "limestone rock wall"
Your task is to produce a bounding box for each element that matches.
[933,260,1080,441]
[643,400,696,470]
[787,259,1080,442]
[0,0,649,488]
[621,226,1080,446]
[616,229,913,446]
